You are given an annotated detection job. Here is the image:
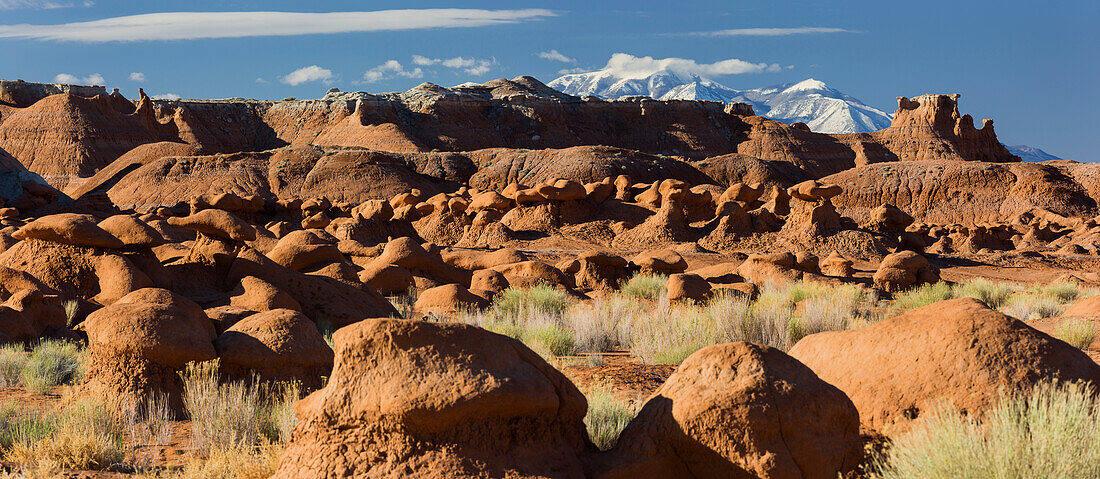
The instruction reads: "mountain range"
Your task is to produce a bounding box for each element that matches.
[548,70,892,134]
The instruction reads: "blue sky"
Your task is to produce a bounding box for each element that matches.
[0,0,1096,161]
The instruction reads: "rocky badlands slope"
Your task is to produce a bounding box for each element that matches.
[0,77,1097,477]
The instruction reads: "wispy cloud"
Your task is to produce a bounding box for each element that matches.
[571,53,781,80]
[362,60,423,83]
[411,55,496,75]
[151,93,180,100]
[281,65,333,86]
[685,27,858,37]
[53,72,104,84]
[128,72,145,82]
[0,0,93,10]
[0,9,556,42]
[538,49,575,63]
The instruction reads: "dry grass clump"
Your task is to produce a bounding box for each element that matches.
[1055,318,1097,350]
[1,397,125,472]
[619,273,667,300]
[169,444,284,479]
[890,282,953,313]
[872,380,1100,478]
[953,278,1017,309]
[20,340,86,395]
[493,285,574,317]
[1030,281,1084,303]
[0,345,27,388]
[583,386,637,451]
[180,360,300,455]
[1000,294,1066,321]
[564,296,644,353]
[458,286,580,360]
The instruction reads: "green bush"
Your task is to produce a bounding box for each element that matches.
[953,278,1016,309]
[0,346,26,388]
[872,380,1100,478]
[583,387,636,451]
[493,285,573,317]
[890,282,953,313]
[1001,294,1065,321]
[21,340,85,394]
[1055,318,1096,350]
[620,274,667,300]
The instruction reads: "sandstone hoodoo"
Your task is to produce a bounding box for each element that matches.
[0,66,1091,478]
[789,298,1100,433]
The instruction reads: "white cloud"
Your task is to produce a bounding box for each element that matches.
[255,77,269,84]
[129,72,145,82]
[362,60,423,83]
[411,55,437,66]
[557,67,588,75]
[0,9,555,42]
[0,0,91,10]
[281,65,334,86]
[687,27,858,37]
[412,55,496,75]
[592,53,781,80]
[538,49,574,63]
[53,72,104,84]
[151,93,180,100]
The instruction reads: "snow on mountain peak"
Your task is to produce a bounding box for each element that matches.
[784,78,828,92]
[548,71,892,134]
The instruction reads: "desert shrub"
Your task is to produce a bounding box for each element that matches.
[583,387,636,451]
[620,274,667,300]
[265,382,300,444]
[21,340,85,394]
[1001,294,1065,321]
[461,306,576,360]
[1055,318,1097,350]
[174,444,284,479]
[62,300,79,328]
[872,380,1100,478]
[790,284,870,345]
[493,285,573,317]
[705,292,755,344]
[627,297,714,365]
[953,278,1017,309]
[1031,281,1082,303]
[5,397,125,471]
[182,361,277,454]
[890,282,953,313]
[564,296,642,353]
[0,345,26,388]
[0,402,50,452]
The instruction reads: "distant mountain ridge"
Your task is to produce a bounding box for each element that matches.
[548,70,892,134]
[1007,145,1063,163]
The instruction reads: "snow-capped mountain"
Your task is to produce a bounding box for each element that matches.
[1007,145,1064,163]
[548,71,892,134]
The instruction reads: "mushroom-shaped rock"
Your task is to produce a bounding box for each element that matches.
[872,250,939,293]
[789,298,1100,434]
[351,200,393,221]
[357,263,415,296]
[863,204,915,236]
[266,230,345,272]
[469,191,512,212]
[370,237,470,286]
[0,288,66,342]
[272,319,591,478]
[820,251,855,277]
[14,213,124,249]
[83,288,216,413]
[787,180,843,203]
[229,276,302,313]
[168,209,256,241]
[575,250,630,291]
[735,252,806,285]
[665,273,712,303]
[413,284,490,316]
[717,183,764,205]
[602,342,862,479]
[630,249,687,276]
[97,215,166,249]
[214,309,333,390]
